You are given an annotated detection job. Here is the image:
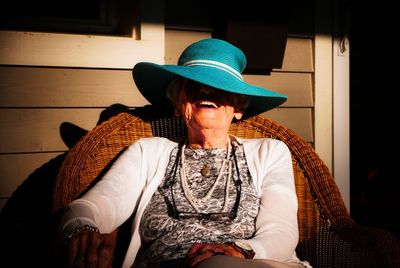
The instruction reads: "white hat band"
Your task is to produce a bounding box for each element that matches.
[183,59,243,81]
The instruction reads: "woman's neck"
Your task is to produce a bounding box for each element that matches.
[186,130,230,149]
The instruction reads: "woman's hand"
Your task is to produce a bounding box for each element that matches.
[184,242,246,267]
[66,230,116,268]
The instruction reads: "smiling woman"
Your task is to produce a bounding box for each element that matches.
[57,38,311,268]
[167,79,248,148]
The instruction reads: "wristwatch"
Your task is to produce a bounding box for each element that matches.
[231,241,255,259]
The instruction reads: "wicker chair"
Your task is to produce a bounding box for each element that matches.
[52,105,400,268]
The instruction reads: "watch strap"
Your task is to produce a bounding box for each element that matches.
[230,241,255,259]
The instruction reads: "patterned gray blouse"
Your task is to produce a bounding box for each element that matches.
[136,140,261,266]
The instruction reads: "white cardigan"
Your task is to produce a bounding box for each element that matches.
[61,136,300,267]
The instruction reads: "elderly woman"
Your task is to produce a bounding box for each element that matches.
[59,38,311,268]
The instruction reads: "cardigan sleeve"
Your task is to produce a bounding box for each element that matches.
[239,139,299,261]
[60,139,149,235]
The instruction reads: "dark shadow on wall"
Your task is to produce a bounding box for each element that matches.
[0,103,131,267]
[0,153,66,267]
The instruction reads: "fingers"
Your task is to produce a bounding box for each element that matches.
[86,231,102,268]
[68,231,89,268]
[67,230,116,268]
[97,232,116,268]
[185,243,245,267]
[67,233,80,267]
[187,248,217,267]
[188,242,205,255]
[197,243,244,258]
[217,244,245,258]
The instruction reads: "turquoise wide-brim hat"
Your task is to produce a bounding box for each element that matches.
[132,38,287,119]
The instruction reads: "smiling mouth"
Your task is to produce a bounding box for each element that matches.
[195,101,220,108]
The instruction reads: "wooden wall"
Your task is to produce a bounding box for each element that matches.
[0,1,315,209]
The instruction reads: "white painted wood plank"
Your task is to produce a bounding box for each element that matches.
[0,67,311,107]
[245,72,313,107]
[277,37,314,72]
[262,108,313,142]
[0,31,164,68]
[0,66,148,107]
[165,30,212,64]
[0,108,101,153]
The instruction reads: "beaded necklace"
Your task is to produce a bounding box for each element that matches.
[180,140,232,213]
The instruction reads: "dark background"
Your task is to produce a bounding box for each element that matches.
[349,2,399,238]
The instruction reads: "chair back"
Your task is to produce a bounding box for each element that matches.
[54,105,395,267]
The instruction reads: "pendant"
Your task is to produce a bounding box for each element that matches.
[201,166,211,177]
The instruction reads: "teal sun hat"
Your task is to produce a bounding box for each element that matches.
[132,38,287,119]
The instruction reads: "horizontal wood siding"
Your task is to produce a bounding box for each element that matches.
[0,66,312,108]
[278,37,314,72]
[245,72,313,107]
[0,152,62,198]
[165,31,212,64]
[0,28,313,208]
[0,106,313,155]
[262,108,313,142]
[0,67,147,107]
[0,108,102,153]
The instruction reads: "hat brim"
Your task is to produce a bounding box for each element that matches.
[133,62,287,119]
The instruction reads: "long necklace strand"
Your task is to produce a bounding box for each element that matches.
[222,160,231,212]
[180,141,232,213]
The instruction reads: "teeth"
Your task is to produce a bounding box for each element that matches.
[198,101,218,108]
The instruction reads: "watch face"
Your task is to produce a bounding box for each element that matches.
[235,241,253,251]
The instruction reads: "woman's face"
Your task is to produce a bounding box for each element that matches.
[176,80,245,136]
